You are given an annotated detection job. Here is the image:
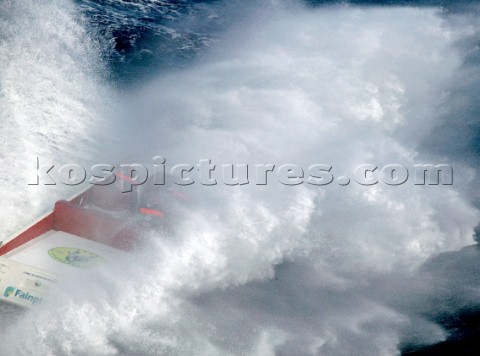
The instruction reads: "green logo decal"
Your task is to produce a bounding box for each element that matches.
[48,247,105,268]
[3,286,15,298]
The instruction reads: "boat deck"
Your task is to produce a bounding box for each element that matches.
[5,230,123,277]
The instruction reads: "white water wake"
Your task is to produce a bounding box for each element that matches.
[0,0,114,236]
[1,1,479,355]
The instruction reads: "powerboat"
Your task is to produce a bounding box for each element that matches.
[0,173,169,308]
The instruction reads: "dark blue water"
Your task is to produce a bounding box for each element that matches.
[77,0,480,81]
[76,0,226,82]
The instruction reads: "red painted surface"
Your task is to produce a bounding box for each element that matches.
[0,213,54,256]
[139,207,165,217]
[53,201,137,251]
[115,171,137,184]
[1,184,142,256]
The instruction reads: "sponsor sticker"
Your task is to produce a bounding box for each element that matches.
[3,286,42,305]
[48,247,105,268]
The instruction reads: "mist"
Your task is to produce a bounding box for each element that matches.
[1,1,480,355]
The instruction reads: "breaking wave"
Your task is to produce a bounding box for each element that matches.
[1,0,480,355]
